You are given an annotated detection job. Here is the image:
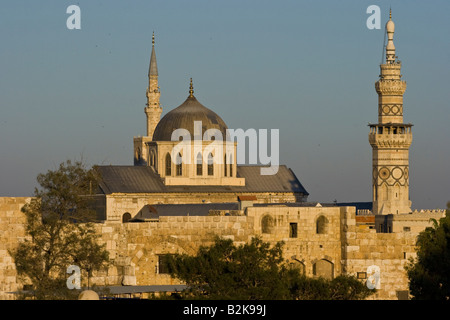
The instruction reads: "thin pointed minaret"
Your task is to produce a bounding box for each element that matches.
[134,33,163,166]
[145,32,162,139]
[369,10,413,215]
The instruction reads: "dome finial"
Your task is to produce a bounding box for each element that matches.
[189,78,194,97]
[389,7,392,20]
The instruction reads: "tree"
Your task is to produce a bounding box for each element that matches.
[405,202,450,300]
[9,160,109,300]
[166,236,374,300]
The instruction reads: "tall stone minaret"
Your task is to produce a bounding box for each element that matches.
[134,33,162,166]
[145,32,162,139]
[369,10,413,215]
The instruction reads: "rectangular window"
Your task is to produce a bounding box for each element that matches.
[357,272,367,279]
[403,226,411,232]
[289,223,298,238]
[158,254,173,274]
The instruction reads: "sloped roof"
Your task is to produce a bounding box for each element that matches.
[95,165,308,195]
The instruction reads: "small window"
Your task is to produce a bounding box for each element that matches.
[176,153,182,176]
[196,153,203,176]
[165,153,172,176]
[403,226,411,232]
[224,155,227,176]
[289,223,298,238]
[158,255,173,274]
[228,154,233,177]
[122,212,131,223]
[150,151,156,167]
[207,153,214,176]
[316,216,328,234]
[357,272,367,279]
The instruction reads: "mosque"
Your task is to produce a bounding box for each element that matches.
[0,12,446,300]
[94,11,413,223]
[94,31,310,222]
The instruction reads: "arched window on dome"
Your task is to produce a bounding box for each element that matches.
[224,155,227,176]
[228,154,233,177]
[207,153,214,176]
[196,152,203,176]
[165,153,171,176]
[176,152,183,176]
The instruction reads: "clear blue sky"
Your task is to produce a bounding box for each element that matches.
[1,0,449,210]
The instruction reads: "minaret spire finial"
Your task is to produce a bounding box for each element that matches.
[189,78,194,97]
[385,9,396,64]
[152,31,155,46]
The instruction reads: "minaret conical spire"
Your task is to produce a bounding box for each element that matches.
[145,31,162,139]
[149,31,158,76]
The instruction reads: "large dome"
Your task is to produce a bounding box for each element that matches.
[152,94,229,141]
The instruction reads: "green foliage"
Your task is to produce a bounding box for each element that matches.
[165,237,374,300]
[406,202,450,300]
[9,160,109,300]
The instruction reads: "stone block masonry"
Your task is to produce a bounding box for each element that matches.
[0,198,31,300]
[0,197,442,300]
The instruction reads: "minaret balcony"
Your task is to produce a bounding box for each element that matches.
[368,124,413,148]
[375,80,407,95]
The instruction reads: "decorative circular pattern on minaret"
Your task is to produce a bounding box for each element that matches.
[404,167,409,180]
[379,104,403,116]
[374,165,409,186]
[391,105,400,114]
[391,166,403,180]
[379,167,390,180]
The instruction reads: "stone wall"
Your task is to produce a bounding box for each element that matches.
[105,192,301,221]
[341,210,419,300]
[92,214,254,287]
[0,196,442,300]
[89,205,348,288]
[0,197,31,300]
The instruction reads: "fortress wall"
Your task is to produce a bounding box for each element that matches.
[342,210,419,300]
[93,214,255,286]
[0,196,433,300]
[91,206,346,287]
